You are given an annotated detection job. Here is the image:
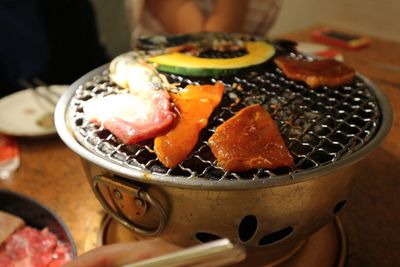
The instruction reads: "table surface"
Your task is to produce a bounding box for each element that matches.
[1,26,399,267]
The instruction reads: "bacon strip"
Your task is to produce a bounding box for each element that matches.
[209,104,294,172]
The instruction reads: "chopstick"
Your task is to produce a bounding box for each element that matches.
[121,239,246,267]
[32,78,62,97]
[18,79,58,107]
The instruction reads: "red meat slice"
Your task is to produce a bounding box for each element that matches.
[47,243,71,267]
[0,254,13,266]
[0,226,71,267]
[84,90,175,144]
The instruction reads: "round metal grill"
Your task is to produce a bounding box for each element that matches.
[66,56,381,181]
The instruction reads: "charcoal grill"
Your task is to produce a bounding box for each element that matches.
[55,40,392,263]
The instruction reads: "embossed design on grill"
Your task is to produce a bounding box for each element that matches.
[67,58,380,181]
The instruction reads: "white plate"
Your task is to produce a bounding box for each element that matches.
[0,85,69,137]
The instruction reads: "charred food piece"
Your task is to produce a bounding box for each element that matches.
[209,104,294,172]
[274,56,355,88]
[154,82,224,168]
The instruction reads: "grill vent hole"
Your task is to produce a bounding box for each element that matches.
[258,226,293,246]
[195,232,222,243]
[75,118,83,126]
[238,215,258,242]
[333,200,347,214]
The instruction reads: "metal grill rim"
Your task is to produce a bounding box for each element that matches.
[62,57,386,184]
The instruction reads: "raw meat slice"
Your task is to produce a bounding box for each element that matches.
[154,83,224,168]
[274,56,355,88]
[84,90,175,145]
[0,226,71,267]
[208,104,294,172]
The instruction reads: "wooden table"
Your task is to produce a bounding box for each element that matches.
[1,26,399,266]
[281,26,400,267]
[0,137,103,255]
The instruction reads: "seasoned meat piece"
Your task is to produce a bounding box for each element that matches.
[84,90,175,145]
[209,104,294,172]
[154,83,224,168]
[274,56,355,88]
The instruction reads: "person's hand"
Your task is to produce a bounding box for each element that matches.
[63,238,181,267]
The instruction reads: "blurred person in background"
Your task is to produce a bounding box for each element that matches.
[0,0,108,98]
[125,0,282,47]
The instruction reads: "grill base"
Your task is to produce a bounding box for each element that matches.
[85,213,346,267]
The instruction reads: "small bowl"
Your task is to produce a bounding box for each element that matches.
[0,189,77,258]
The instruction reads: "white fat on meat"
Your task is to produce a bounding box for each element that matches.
[109,51,166,93]
[84,94,154,124]
[83,90,175,144]
[90,52,175,144]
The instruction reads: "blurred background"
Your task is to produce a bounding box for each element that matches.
[90,0,400,57]
[2,0,397,97]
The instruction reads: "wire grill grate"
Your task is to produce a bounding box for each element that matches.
[67,58,381,181]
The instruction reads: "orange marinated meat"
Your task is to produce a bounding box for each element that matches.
[274,56,355,88]
[208,104,294,172]
[154,82,224,168]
